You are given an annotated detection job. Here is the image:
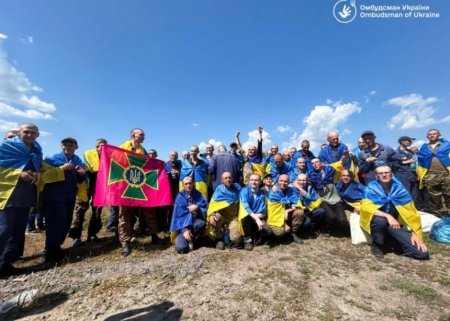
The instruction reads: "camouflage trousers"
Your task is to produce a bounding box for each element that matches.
[68,199,103,240]
[422,172,450,214]
[270,208,306,237]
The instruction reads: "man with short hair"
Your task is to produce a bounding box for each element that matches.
[309,158,349,236]
[358,130,400,184]
[180,145,209,198]
[395,136,418,200]
[0,124,42,276]
[270,153,292,182]
[162,151,182,238]
[264,144,279,167]
[360,166,429,260]
[40,137,87,262]
[318,131,352,182]
[417,129,450,215]
[294,173,325,236]
[69,138,107,247]
[267,174,305,243]
[238,174,271,251]
[207,172,242,249]
[118,128,158,256]
[237,127,265,185]
[336,170,364,214]
[170,176,207,253]
[289,157,308,184]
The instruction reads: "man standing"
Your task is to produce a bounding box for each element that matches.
[209,145,241,190]
[395,136,418,200]
[237,127,265,185]
[318,131,352,182]
[118,128,157,257]
[162,151,182,237]
[69,138,107,246]
[417,129,450,216]
[358,130,400,184]
[269,153,292,182]
[180,145,209,199]
[40,137,87,262]
[360,166,429,260]
[0,124,42,276]
[170,177,208,254]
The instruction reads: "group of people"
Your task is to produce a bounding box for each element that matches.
[1,124,449,277]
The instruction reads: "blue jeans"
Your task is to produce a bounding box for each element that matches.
[0,207,29,269]
[370,215,429,260]
[175,219,206,254]
[42,201,74,259]
[106,206,119,231]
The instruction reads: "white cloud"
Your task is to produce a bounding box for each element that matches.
[0,119,19,132]
[385,93,450,130]
[365,90,377,103]
[0,102,53,119]
[276,125,293,134]
[20,36,34,45]
[192,122,199,127]
[27,36,33,44]
[0,38,56,120]
[198,138,222,151]
[241,129,272,151]
[0,33,7,40]
[282,102,362,152]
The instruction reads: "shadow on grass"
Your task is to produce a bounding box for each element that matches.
[104,300,182,321]
[2,292,69,321]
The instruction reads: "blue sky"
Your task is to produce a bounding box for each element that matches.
[1,0,449,159]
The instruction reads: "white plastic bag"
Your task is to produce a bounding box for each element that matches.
[350,212,372,245]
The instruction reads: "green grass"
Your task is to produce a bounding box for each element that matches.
[390,278,440,304]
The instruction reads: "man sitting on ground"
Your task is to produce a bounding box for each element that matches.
[207,172,242,249]
[238,174,272,251]
[267,174,305,244]
[170,177,208,254]
[360,166,429,260]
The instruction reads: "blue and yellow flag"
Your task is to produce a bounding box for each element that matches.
[319,144,356,182]
[84,148,100,172]
[309,166,335,190]
[336,181,364,210]
[207,183,241,215]
[417,138,450,189]
[179,159,209,198]
[360,177,422,239]
[39,152,89,202]
[170,189,208,232]
[238,186,267,233]
[267,186,300,228]
[298,185,321,211]
[0,137,42,210]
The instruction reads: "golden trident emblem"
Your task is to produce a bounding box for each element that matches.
[129,167,142,184]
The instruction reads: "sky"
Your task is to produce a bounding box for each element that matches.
[1,0,449,160]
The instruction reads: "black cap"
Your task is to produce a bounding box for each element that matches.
[361,130,375,137]
[398,136,415,143]
[61,137,78,145]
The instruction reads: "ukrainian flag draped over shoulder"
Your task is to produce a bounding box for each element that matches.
[417,138,450,189]
[179,159,208,198]
[360,177,422,239]
[84,148,100,172]
[245,155,266,179]
[298,185,321,211]
[120,140,147,155]
[39,152,88,201]
[170,189,208,232]
[0,137,42,210]
[207,183,241,215]
[267,186,300,227]
[238,186,267,233]
[336,181,364,210]
[319,144,356,182]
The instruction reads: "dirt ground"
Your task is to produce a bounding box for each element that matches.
[1,221,450,321]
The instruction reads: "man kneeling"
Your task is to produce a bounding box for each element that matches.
[360,166,429,260]
[170,177,208,253]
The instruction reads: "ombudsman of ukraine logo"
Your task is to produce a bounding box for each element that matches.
[333,0,357,23]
